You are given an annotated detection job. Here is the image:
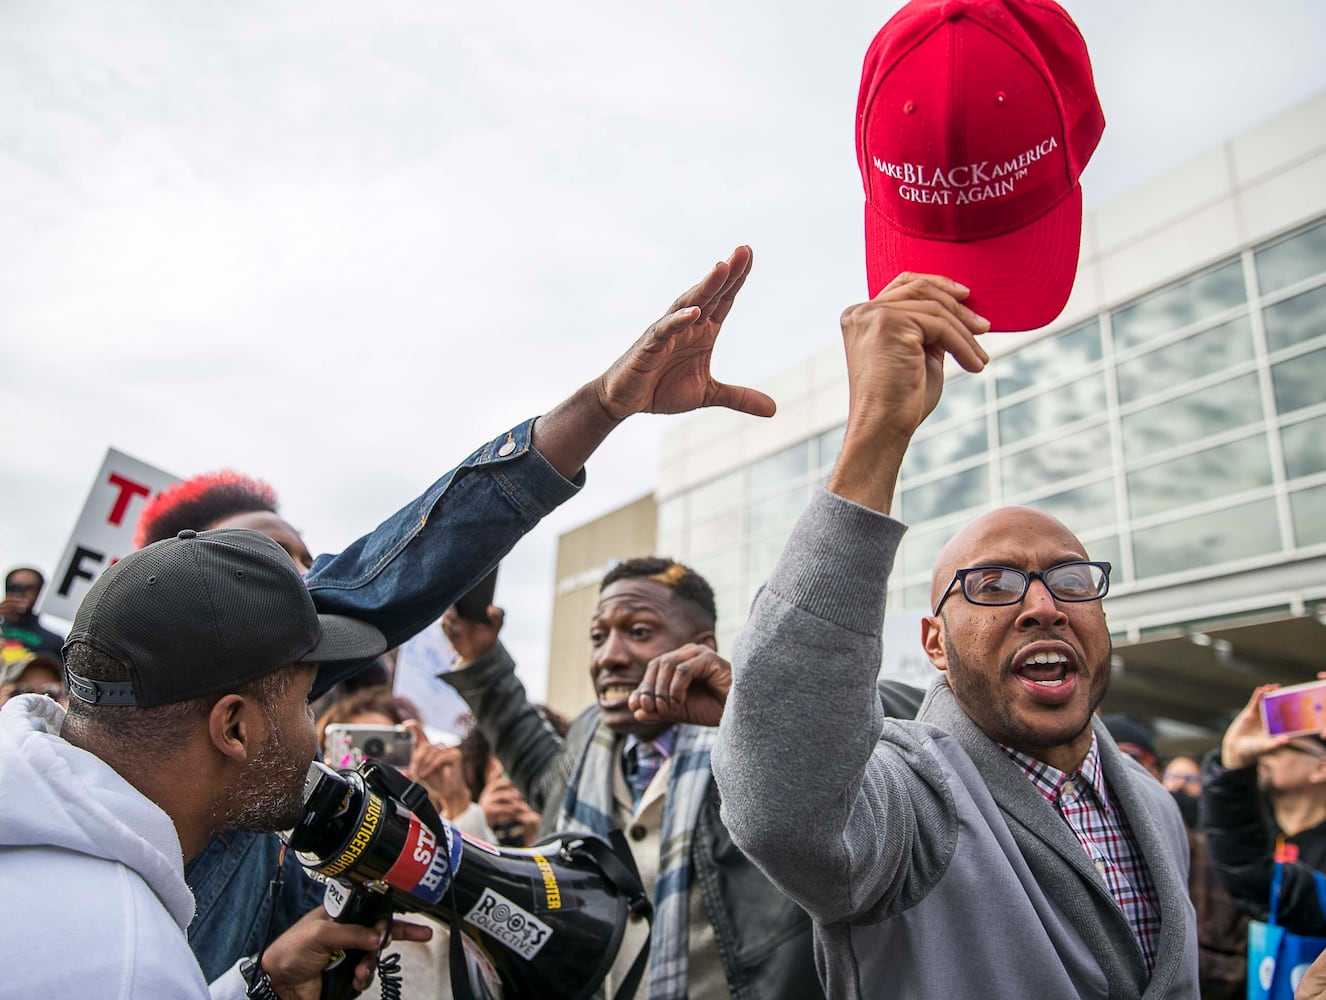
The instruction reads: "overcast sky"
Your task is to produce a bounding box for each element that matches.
[5,0,1325,703]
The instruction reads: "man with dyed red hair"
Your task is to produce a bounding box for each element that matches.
[137,473,311,568]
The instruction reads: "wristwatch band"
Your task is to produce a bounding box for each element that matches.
[240,956,280,1000]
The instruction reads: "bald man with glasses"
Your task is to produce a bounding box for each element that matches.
[712,273,1199,999]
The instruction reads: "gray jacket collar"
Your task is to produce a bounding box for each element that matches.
[917,679,1189,997]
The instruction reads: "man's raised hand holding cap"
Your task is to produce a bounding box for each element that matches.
[857,0,1104,331]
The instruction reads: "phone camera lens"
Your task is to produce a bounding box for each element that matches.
[364,738,385,758]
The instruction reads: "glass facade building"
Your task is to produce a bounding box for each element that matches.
[884,219,1326,619]
[642,92,1326,737]
[658,213,1326,651]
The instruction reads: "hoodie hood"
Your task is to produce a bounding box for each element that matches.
[0,694,195,929]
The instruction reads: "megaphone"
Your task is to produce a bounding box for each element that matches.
[283,759,650,1000]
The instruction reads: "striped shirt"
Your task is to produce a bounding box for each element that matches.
[623,728,676,805]
[1003,736,1161,971]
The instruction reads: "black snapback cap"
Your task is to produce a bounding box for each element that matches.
[64,527,387,707]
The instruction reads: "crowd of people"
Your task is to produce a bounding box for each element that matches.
[4,1,1324,997]
[4,258,1325,1000]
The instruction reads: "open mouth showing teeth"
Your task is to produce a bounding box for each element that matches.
[601,684,634,702]
[1018,651,1072,687]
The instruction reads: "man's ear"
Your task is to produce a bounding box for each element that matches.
[921,615,948,672]
[697,630,718,653]
[207,694,264,764]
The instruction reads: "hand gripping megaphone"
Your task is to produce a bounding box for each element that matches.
[282,759,651,1000]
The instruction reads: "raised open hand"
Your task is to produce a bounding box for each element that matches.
[593,246,776,421]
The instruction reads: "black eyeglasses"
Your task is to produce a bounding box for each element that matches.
[932,561,1111,616]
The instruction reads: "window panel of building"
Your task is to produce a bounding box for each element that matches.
[897,520,958,579]
[1085,535,1124,583]
[1291,484,1326,548]
[899,463,990,524]
[1271,347,1326,415]
[1282,414,1326,481]
[1022,478,1117,529]
[1126,434,1273,520]
[688,470,744,521]
[1255,218,1326,297]
[1132,498,1280,579]
[713,588,745,635]
[1121,372,1263,461]
[998,372,1106,445]
[1001,421,1111,495]
[815,424,846,471]
[748,483,810,537]
[658,527,686,559]
[1115,315,1254,405]
[748,442,810,497]
[995,320,1102,398]
[691,548,743,596]
[745,535,788,587]
[689,510,743,555]
[1263,284,1326,354]
[1111,259,1246,351]
[657,496,686,541]
[902,583,932,613]
[901,418,988,480]
[717,625,738,651]
[920,374,986,434]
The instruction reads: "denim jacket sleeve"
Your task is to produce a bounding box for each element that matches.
[441,640,570,816]
[304,420,581,697]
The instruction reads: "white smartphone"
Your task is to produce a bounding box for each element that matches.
[324,723,414,769]
[1261,680,1326,739]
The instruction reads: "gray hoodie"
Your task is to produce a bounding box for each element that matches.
[0,694,248,998]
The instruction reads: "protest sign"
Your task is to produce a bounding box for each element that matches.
[393,622,475,741]
[40,448,179,621]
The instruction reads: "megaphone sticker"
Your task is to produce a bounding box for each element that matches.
[532,854,562,910]
[464,888,555,960]
[384,813,461,905]
[319,794,383,879]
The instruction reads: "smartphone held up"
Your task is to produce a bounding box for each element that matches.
[324,723,415,770]
[1262,679,1326,739]
[455,566,499,624]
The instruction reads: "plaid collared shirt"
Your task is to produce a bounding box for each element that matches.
[623,727,675,806]
[1003,736,1161,972]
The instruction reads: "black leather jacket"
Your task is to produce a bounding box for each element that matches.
[1200,749,1326,936]
[443,642,825,1000]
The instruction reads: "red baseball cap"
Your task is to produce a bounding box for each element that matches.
[857,0,1105,331]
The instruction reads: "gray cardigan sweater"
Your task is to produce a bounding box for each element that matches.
[712,488,1199,999]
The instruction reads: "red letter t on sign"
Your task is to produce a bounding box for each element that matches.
[107,473,151,526]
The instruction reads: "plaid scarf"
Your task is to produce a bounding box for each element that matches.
[554,719,717,1000]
